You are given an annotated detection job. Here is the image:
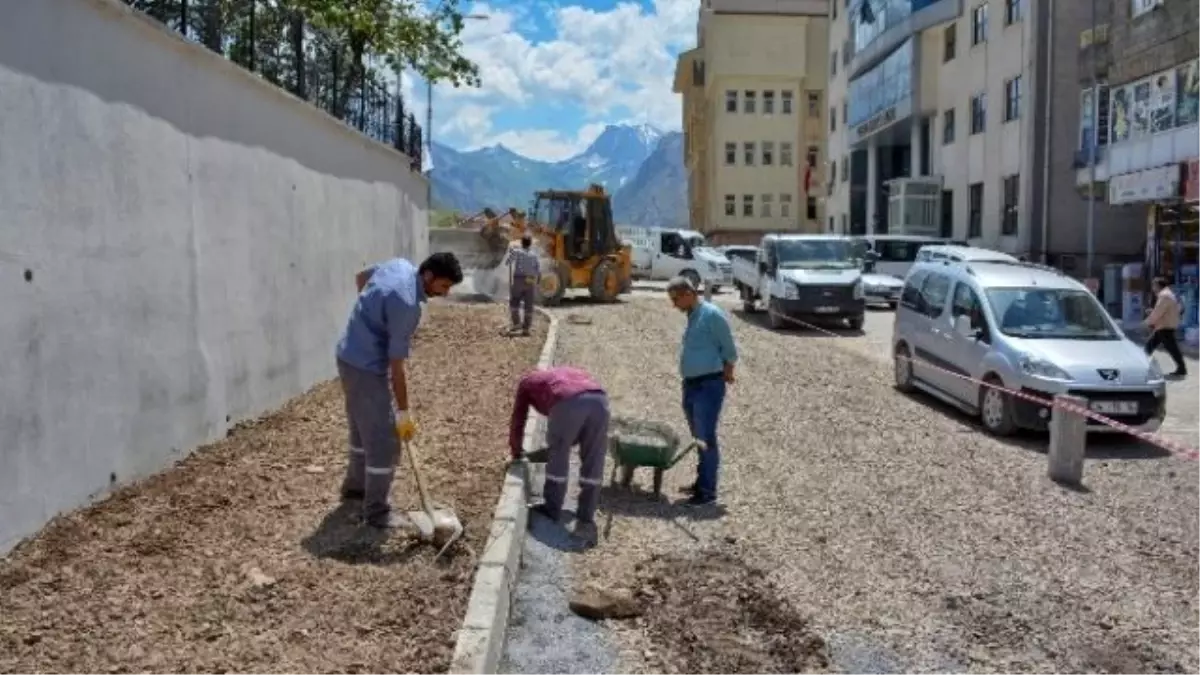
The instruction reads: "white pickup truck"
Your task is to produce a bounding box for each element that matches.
[616,225,733,290]
[732,234,867,330]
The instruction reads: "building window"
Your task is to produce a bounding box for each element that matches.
[763,90,775,114]
[831,0,837,19]
[761,194,773,217]
[806,196,818,220]
[841,155,849,182]
[781,142,794,166]
[782,91,794,114]
[944,24,956,61]
[807,90,821,116]
[1004,75,1022,122]
[725,142,736,165]
[943,108,956,144]
[744,90,757,113]
[842,101,848,125]
[742,194,754,217]
[807,145,820,168]
[831,50,838,76]
[968,182,984,237]
[725,90,737,112]
[830,107,837,132]
[1001,174,1019,235]
[970,93,986,134]
[1004,0,1022,24]
[724,194,736,216]
[831,160,837,183]
[971,3,988,45]
[829,216,836,232]
[781,193,792,218]
[743,142,755,165]
[762,141,775,166]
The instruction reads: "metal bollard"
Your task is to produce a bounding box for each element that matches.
[1048,394,1088,485]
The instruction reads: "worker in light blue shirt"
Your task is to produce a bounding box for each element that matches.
[667,276,738,506]
[335,252,464,529]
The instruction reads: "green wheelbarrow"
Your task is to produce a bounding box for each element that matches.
[607,418,705,496]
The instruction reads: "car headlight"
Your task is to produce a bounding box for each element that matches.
[852,280,864,300]
[1018,355,1073,381]
[1147,359,1165,382]
[783,282,800,299]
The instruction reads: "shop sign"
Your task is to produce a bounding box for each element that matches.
[855,107,897,138]
[1183,159,1199,203]
[1108,164,1180,205]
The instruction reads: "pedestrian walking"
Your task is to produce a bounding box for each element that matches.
[508,235,540,335]
[1144,276,1188,377]
[509,366,609,543]
[336,252,464,528]
[667,276,737,506]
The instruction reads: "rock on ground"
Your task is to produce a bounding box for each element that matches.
[546,293,1198,674]
[0,303,545,673]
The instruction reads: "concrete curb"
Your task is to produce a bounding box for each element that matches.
[449,307,558,674]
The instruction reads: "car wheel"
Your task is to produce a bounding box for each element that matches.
[888,301,898,309]
[893,344,915,392]
[847,314,865,331]
[978,377,1018,436]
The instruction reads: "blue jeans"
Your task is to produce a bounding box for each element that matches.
[682,376,726,500]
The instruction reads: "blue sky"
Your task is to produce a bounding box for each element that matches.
[405,0,699,161]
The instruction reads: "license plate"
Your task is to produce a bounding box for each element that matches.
[1089,400,1138,415]
[814,306,839,314]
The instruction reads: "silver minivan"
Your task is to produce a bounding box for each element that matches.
[891,258,1168,435]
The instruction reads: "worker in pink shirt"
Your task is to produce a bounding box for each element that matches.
[509,366,610,542]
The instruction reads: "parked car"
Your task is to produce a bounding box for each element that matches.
[891,257,1167,436]
[732,234,866,330]
[616,226,732,290]
[913,244,1019,265]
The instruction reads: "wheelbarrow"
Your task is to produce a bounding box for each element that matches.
[607,418,705,496]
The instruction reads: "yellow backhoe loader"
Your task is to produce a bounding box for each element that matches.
[430,184,633,305]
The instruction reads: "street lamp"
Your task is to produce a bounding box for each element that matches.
[426,12,489,209]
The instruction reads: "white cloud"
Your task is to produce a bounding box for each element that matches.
[411,0,698,159]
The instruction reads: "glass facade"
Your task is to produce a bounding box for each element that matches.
[848,37,914,128]
[851,0,945,56]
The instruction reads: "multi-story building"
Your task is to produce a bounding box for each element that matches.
[825,0,1135,270]
[674,0,830,245]
[1075,0,1198,283]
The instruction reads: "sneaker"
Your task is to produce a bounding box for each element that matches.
[520,328,531,336]
[340,488,365,501]
[529,502,563,522]
[1170,370,1188,378]
[572,520,598,547]
[685,494,717,507]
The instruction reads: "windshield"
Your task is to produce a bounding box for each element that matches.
[986,288,1119,340]
[777,239,857,268]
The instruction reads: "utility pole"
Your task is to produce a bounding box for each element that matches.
[1085,0,1099,279]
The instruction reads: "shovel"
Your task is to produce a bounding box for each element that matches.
[402,440,464,560]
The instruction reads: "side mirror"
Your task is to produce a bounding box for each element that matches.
[758,261,768,274]
[954,314,977,339]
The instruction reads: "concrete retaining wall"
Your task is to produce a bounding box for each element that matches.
[0,0,428,553]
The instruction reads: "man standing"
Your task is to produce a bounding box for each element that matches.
[337,252,464,528]
[667,276,737,506]
[509,366,609,542]
[508,235,541,335]
[1144,276,1188,377]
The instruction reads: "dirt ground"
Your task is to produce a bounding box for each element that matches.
[0,303,545,674]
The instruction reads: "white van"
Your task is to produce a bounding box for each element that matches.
[616,225,733,289]
[853,235,966,279]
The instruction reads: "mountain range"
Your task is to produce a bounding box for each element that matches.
[429,123,687,228]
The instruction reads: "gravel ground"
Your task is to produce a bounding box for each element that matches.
[0,303,544,673]
[545,293,1199,674]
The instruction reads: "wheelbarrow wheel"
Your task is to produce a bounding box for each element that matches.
[652,468,664,496]
[619,464,635,488]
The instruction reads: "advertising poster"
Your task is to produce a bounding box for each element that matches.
[1150,71,1176,132]
[1079,88,1095,149]
[1176,59,1199,127]
[1131,79,1151,137]
[1110,85,1131,143]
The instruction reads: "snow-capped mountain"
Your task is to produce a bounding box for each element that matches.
[431,123,670,216]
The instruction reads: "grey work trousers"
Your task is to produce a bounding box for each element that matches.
[510,275,537,330]
[337,359,400,526]
[542,391,610,524]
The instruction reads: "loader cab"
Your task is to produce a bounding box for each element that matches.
[534,189,621,261]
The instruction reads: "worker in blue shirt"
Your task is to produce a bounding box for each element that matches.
[667,276,738,506]
[336,252,464,528]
